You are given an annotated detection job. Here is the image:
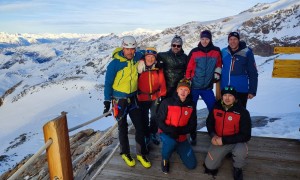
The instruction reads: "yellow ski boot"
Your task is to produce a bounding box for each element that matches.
[121,154,136,167]
[137,155,151,168]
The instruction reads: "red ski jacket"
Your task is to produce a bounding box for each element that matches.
[138,68,166,101]
[157,95,197,142]
[206,100,251,144]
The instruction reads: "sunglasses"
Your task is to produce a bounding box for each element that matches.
[224,86,234,91]
[172,44,182,48]
[145,49,157,55]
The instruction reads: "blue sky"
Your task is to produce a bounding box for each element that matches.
[0,0,277,34]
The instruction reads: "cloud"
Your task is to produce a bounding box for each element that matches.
[0,1,44,12]
[0,0,277,34]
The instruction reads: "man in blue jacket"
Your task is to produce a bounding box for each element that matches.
[221,32,258,108]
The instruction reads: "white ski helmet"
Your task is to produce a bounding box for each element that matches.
[122,36,137,48]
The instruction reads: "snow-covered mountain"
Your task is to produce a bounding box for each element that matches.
[0,0,299,175]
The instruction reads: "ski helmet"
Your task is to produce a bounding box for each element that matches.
[122,36,137,48]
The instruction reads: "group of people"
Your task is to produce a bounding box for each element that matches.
[103,30,258,180]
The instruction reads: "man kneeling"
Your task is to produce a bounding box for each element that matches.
[204,86,252,180]
[157,79,197,174]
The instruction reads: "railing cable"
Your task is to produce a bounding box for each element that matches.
[68,110,112,132]
[90,124,133,179]
[7,139,53,180]
[72,122,118,166]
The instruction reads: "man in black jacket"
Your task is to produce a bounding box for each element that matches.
[156,79,197,174]
[157,35,188,98]
[203,86,251,180]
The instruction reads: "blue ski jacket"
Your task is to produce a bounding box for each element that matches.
[104,47,143,101]
[221,41,258,95]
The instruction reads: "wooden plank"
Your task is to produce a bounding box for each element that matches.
[98,132,300,180]
[273,68,300,73]
[274,47,300,54]
[274,59,300,66]
[272,59,300,78]
[101,152,300,180]
[272,72,300,78]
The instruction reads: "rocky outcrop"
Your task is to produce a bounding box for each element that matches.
[239,4,300,56]
[0,81,22,107]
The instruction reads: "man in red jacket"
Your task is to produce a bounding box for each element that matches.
[204,86,252,180]
[186,30,222,146]
[157,79,197,174]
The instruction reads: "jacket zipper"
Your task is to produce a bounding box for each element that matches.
[221,111,226,136]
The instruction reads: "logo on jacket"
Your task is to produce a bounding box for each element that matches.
[216,112,223,117]
[228,116,233,121]
[184,111,189,115]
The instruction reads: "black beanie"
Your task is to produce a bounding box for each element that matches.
[200,30,212,40]
[228,32,240,41]
[221,86,237,98]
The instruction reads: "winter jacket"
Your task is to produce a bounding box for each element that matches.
[221,41,258,95]
[206,100,252,144]
[138,65,167,101]
[157,94,197,142]
[186,42,222,89]
[157,49,188,91]
[104,47,143,101]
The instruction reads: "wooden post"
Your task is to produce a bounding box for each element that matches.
[215,81,221,101]
[43,112,73,180]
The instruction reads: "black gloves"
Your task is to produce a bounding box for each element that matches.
[103,101,112,116]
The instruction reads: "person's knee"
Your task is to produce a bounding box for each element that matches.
[204,159,215,170]
[204,154,219,170]
[182,149,197,169]
[185,160,197,169]
[233,150,247,162]
[232,144,248,160]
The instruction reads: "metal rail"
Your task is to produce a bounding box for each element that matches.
[68,110,112,132]
[90,124,134,179]
[7,139,53,180]
[7,110,113,179]
[72,122,118,166]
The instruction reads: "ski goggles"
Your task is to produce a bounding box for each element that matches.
[145,49,157,55]
[224,86,235,91]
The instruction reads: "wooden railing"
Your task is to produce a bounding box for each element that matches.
[7,110,114,180]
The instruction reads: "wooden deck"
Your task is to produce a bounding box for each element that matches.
[96,131,300,180]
